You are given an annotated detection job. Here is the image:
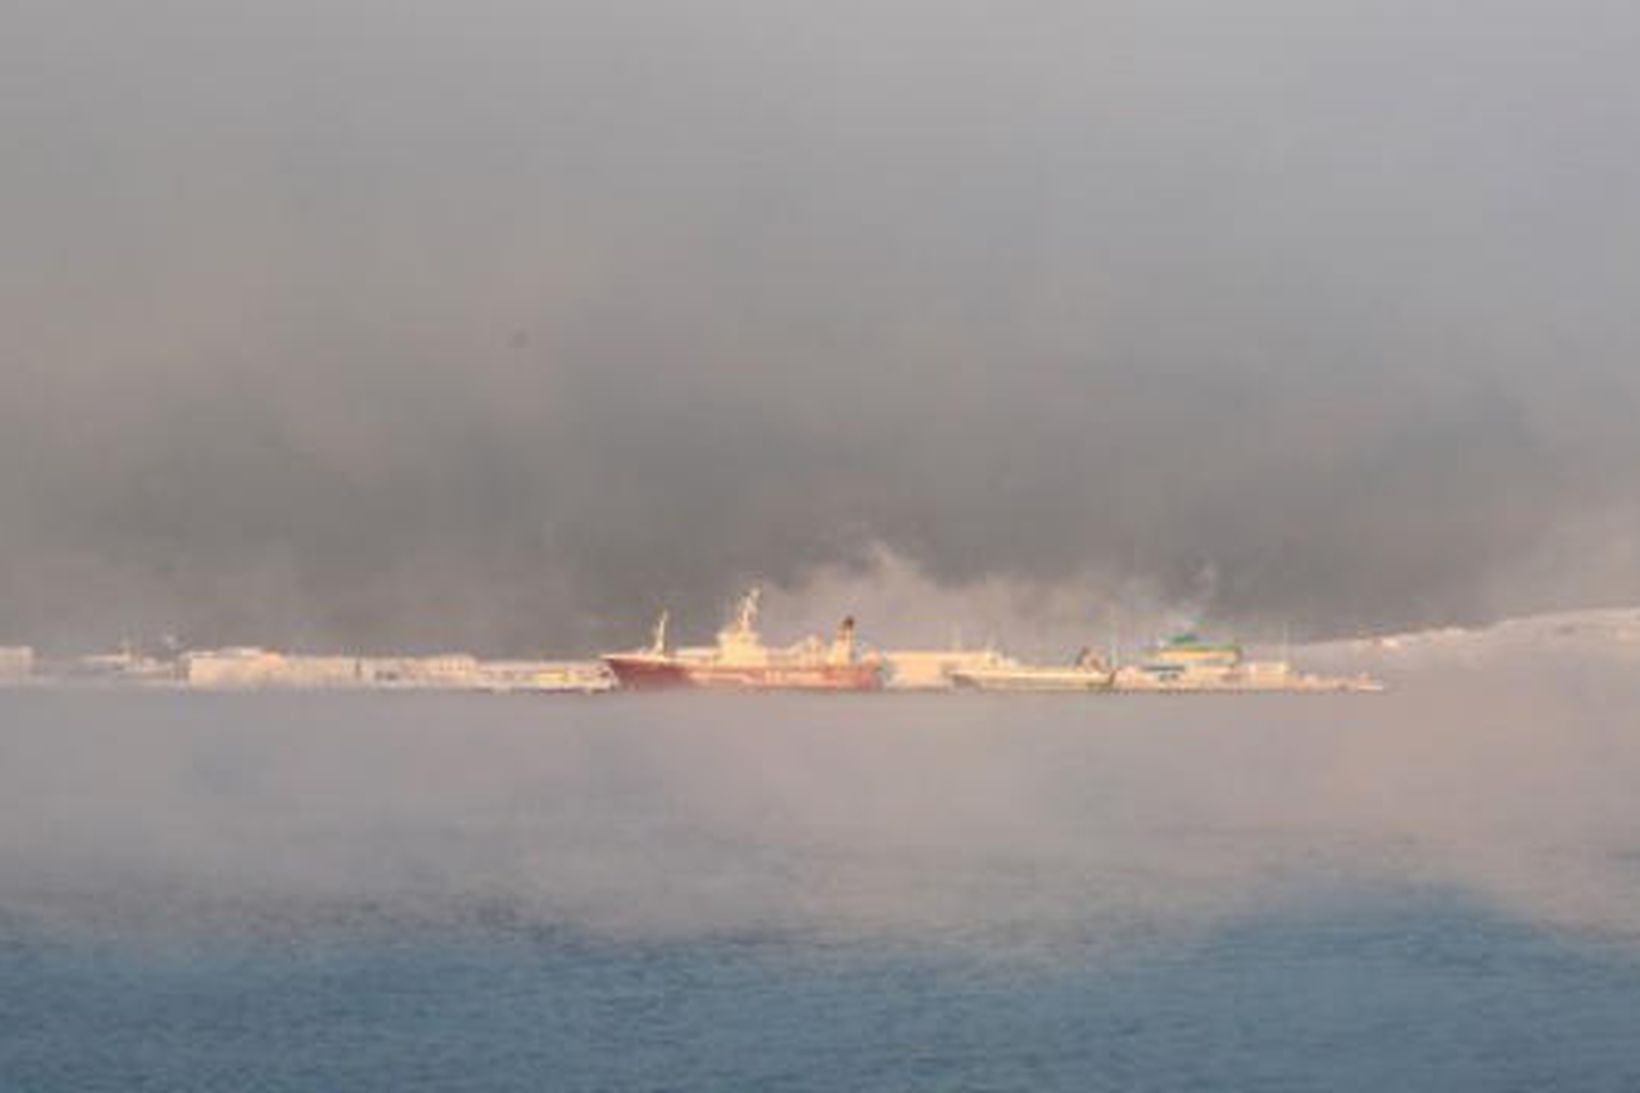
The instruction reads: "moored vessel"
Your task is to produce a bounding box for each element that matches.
[949,648,1114,692]
[602,589,885,691]
[1110,634,1383,692]
[948,632,1383,693]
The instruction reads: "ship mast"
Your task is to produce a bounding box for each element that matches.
[733,588,761,633]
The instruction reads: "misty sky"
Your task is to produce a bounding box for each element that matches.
[4,0,1638,652]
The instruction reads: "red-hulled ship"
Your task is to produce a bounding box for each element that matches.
[602,589,885,691]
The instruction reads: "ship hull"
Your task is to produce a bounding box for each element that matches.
[603,654,882,692]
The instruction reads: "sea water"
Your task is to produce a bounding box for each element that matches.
[3,663,1639,1090]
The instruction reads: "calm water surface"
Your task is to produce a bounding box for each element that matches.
[3,669,1639,1090]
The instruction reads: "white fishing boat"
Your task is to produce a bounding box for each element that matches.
[1109,634,1383,692]
[948,648,1113,692]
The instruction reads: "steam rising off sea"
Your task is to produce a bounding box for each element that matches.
[4,642,1640,1089]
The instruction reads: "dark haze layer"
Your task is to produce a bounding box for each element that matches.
[4,0,1638,650]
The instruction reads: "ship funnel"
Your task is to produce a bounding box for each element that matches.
[828,616,858,664]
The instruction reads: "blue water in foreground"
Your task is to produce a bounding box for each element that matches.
[3,676,1640,1090]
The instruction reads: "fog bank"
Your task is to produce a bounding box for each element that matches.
[3,649,1639,947]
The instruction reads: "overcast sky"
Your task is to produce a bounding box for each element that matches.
[3,0,1638,652]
